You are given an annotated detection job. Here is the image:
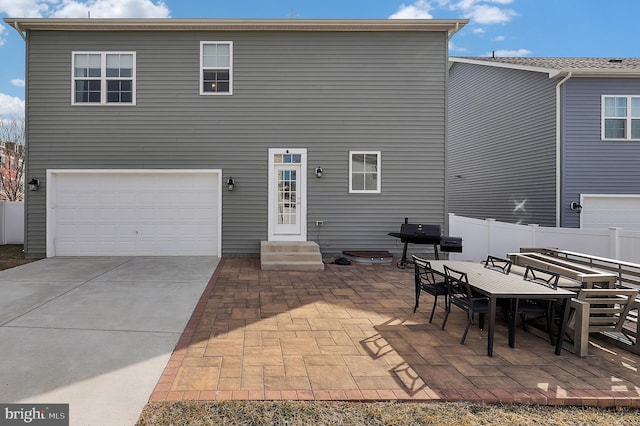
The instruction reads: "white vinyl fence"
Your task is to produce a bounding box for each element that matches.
[0,201,24,244]
[448,213,640,264]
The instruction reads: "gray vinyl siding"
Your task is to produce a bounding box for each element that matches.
[561,78,640,228]
[24,30,448,257]
[448,63,557,226]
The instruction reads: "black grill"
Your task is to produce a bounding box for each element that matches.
[388,219,463,268]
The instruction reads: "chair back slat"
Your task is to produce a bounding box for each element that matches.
[443,265,474,300]
[524,265,559,289]
[412,255,438,286]
[484,255,512,274]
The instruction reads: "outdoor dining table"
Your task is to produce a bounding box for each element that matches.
[429,261,576,356]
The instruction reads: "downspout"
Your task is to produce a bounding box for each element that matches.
[12,21,27,41]
[448,21,461,41]
[555,72,572,227]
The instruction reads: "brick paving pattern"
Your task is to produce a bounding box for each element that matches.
[150,258,640,407]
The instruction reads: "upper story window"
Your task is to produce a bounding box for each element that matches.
[72,52,135,105]
[200,41,233,95]
[349,151,381,193]
[602,95,640,140]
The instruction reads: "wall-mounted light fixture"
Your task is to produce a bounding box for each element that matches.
[315,167,323,178]
[226,177,235,191]
[27,178,39,191]
[570,201,582,213]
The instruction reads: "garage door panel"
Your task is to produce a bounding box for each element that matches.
[50,171,220,256]
[581,195,640,230]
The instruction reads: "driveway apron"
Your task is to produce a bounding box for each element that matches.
[0,256,218,426]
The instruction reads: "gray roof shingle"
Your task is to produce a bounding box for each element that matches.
[455,57,640,71]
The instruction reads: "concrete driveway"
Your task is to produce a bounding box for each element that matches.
[0,256,219,426]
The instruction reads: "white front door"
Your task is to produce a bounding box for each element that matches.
[268,148,307,241]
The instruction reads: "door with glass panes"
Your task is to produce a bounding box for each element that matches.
[268,149,307,241]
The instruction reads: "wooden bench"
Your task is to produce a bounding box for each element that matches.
[508,252,617,289]
[567,289,639,357]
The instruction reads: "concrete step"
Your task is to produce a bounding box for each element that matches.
[260,241,324,271]
[260,260,325,272]
[261,251,323,262]
[260,241,320,253]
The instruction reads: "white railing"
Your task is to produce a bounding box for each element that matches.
[448,213,640,263]
[0,201,24,244]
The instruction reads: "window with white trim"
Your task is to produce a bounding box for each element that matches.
[200,41,233,95]
[602,95,640,140]
[72,52,135,105]
[349,151,381,193]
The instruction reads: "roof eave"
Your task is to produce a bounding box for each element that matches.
[553,69,640,78]
[451,58,640,78]
[3,18,468,33]
[449,57,557,77]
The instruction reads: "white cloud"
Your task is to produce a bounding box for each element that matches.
[449,0,518,25]
[0,93,25,118]
[471,4,516,24]
[486,48,532,57]
[0,0,170,18]
[472,27,485,34]
[390,0,434,19]
[11,79,25,87]
[492,35,505,41]
[0,0,51,18]
[449,41,469,53]
[0,23,6,47]
[50,0,170,18]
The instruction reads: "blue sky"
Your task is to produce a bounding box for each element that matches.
[1,0,639,117]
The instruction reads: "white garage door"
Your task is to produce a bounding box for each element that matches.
[47,170,221,257]
[581,194,640,230]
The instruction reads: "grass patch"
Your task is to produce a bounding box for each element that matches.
[0,244,39,271]
[136,401,640,426]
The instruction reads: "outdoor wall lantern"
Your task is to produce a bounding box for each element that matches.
[315,167,323,178]
[570,201,582,213]
[226,177,235,191]
[27,178,39,191]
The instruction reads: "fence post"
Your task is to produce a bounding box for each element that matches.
[486,218,495,255]
[529,224,539,248]
[0,201,4,245]
[609,227,621,259]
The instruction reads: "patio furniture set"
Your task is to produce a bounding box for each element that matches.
[412,253,640,358]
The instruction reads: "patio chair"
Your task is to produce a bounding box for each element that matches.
[442,265,491,344]
[568,288,639,356]
[483,255,512,274]
[512,265,560,345]
[412,255,448,322]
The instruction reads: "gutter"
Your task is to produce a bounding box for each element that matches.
[555,72,572,227]
[11,20,27,41]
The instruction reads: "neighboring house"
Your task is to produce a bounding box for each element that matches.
[0,141,24,201]
[6,18,466,258]
[448,57,640,229]
[447,57,640,228]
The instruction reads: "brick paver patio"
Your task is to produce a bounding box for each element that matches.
[150,258,640,407]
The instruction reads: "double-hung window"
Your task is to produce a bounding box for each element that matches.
[349,151,381,193]
[72,52,135,105]
[602,95,640,140]
[200,41,233,95]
